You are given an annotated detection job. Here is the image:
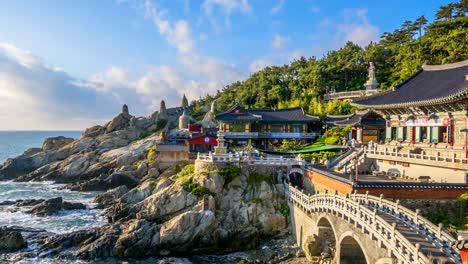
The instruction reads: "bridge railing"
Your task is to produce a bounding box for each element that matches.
[351,192,459,259]
[285,184,460,264]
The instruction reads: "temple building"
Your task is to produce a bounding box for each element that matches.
[324,110,386,143]
[215,103,321,149]
[352,60,468,183]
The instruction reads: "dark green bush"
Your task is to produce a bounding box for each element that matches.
[220,165,242,186]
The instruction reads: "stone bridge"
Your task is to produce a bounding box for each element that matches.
[286,185,461,264]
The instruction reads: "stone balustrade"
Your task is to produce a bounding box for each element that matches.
[365,145,468,170]
[197,152,305,166]
[285,184,461,264]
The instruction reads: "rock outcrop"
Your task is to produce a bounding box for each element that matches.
[25,197,86,216]
[0,228,27,253]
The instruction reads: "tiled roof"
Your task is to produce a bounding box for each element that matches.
[333,111,386,127]
[352,60,468,109]
[216,103,319,122]
[323,114,354,125]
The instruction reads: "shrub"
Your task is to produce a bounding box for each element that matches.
[182,178,214,197]
[178,164,195,178]
[219,165,242,186]
[280,204,290,217]
[149,181,157,190]
[146,146,157,163]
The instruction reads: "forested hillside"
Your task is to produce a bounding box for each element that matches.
[191,0,468,118]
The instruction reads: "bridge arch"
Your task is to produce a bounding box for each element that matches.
[288,166,304,188]
[337,231,369,264]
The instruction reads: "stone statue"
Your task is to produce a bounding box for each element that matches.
[364,61,379,91]
[368,62,376,81]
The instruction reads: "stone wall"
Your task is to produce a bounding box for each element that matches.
[305,170,353,195]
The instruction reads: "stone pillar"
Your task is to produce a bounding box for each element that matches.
[357,127,363,143]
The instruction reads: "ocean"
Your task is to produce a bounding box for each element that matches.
[0,131,82,164]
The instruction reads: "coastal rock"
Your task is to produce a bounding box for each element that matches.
[70,173,137,192]
[42,136,74,151]
[159,210,218,253]
[26,197,86,216]
[82,125,105,138]
[94,185,129,209]
[0,228,27,252]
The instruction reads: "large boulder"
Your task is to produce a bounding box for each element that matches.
[42,136,75,151]
[0,228,27,252]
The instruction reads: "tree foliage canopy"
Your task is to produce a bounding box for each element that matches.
[191,0,468,118]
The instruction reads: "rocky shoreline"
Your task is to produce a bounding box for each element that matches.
[0,104,304,263]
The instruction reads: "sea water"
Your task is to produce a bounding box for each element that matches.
[0,131,82,164]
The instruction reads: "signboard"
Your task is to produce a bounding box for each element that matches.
[405,117,450,127]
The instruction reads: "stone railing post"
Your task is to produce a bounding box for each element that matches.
[365,191,369,203]
[414,243,420,262]
[392,222,397,246]
[395,199,400,216]
[414,209,420,225]
[438,223,443,239]
[379,193,384,207]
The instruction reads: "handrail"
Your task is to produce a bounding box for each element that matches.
[327,147,353,169]
[365,147,468,164]
[351,192,458,258]
[285,184,460,264]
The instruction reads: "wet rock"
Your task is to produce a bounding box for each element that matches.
[0,227,27,252]
[26,197,86,216]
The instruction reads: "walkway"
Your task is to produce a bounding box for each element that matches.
[286,184,460,263]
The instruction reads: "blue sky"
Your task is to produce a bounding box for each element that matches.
[0,0,451,130]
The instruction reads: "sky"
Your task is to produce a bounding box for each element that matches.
[0,0,451,130]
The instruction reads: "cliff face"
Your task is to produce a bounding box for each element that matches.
[0,104,294,261]
[42,161,289,260]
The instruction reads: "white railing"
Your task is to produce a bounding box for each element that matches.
[351,192,459,261]
[327,147,354,169]
[365,147,468,165]
[285,185,460,264]
[197,153,305,166]
[335,148,365,171]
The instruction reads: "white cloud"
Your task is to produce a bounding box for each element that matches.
[0,43,120,130]
[142,0,245,99]
[336,8,379,47]
[202,0,252,15]
[270,0,284,14]
[249,59,274,73]
[272,34,288,50]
